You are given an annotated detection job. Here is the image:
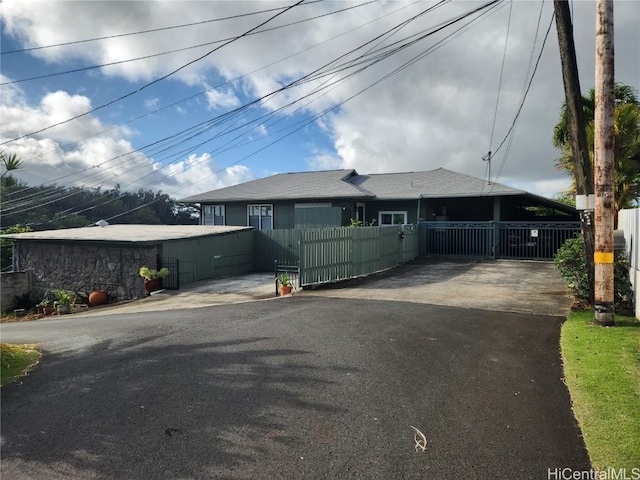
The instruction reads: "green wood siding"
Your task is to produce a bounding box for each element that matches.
[294,207,341,228]
[161,230,253,285]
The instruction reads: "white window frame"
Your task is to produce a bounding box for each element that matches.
[378,211,407,226]
[247,204,273,231]
[202,205,225,225]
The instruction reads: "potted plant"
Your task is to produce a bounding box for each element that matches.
[38,291,56,315]
[139,266,169,294]
[54,290,73,314]
[278,272,293,296]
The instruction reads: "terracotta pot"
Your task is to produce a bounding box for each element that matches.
[144,279,160,294]
[43,305,55,315]
[89,290,108,306]
[278,285,292,296]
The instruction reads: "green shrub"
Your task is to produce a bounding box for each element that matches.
[12,292,34,311]
[554,234,633,313]
[554,236,589,300]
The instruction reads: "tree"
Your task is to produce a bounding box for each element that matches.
[0,224,31,272]
[0,150,24,189]
[553,83,640,212]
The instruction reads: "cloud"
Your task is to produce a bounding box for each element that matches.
[308,151,344,171]
[205,87,240,110]
[1,0,638,200]
[144,97,160,110]
[0,81,256,197]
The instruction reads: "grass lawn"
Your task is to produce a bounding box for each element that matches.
[1,343,41,386]
[561,311,640,470]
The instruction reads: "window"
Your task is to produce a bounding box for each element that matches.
[379,211,407,226]
[203,205,225,225]
[248,204,273,230]
[356,202,365,222]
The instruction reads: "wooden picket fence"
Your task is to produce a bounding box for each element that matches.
[255,225,419,286]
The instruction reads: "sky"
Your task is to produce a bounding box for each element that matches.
[1,0,639,207]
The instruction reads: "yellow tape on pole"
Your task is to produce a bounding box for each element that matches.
[594,252,614,264]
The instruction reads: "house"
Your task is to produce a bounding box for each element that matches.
[181,168,579,229]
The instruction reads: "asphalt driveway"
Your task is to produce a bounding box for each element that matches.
[1,296,589,479]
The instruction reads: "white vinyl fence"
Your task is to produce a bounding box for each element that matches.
[619,208,640,318]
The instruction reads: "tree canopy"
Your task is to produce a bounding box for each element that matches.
[553,82,640,211]
[1,179,199,231]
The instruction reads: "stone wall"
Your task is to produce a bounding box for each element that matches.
[17,241,159,302]
[1,270,32,312]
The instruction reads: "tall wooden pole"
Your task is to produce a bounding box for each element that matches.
[554,0,596,306]
[593,0,615,326]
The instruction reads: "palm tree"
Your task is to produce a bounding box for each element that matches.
[552,83,640,212]
[0,150,24,188]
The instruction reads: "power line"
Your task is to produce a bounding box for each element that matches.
[491,0,546,187]
[0,2,324,55]
[3,0,501,224]
[491,8,555,184]
[4,1,418,212]
[104,0,505,222]
[1,0,433,215]
[1,0,418,198]
[485,0,513,185]
[1,0,378,87]
[0,0,307,146]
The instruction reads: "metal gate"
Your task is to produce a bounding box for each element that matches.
[419,221,581,260]
[158,256,180,290]
[497,222,581,260]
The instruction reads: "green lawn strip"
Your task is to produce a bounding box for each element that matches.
[561,311,640,470]
[1,343,41,386]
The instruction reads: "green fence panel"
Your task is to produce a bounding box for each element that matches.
[254,229,301,271]
[402,224,419,263]
[300,228,352,285]
[380,226,403,269]
[256,226,418,286]
[352,227,381,276]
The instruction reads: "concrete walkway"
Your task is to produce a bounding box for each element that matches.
[78,272,277,317]
[303,258,573,316]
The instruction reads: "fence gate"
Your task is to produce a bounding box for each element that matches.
[159,256,180,290]
[419,221,581,260]
[420,222,494,258]
[497,222,581,260]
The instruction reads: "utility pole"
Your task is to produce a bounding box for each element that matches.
[593,0,615,326]
[554,0,596,306]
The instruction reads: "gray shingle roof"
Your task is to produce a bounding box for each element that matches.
[181,169,374,202]
[351,168,524,199]
[181,168,523,203]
